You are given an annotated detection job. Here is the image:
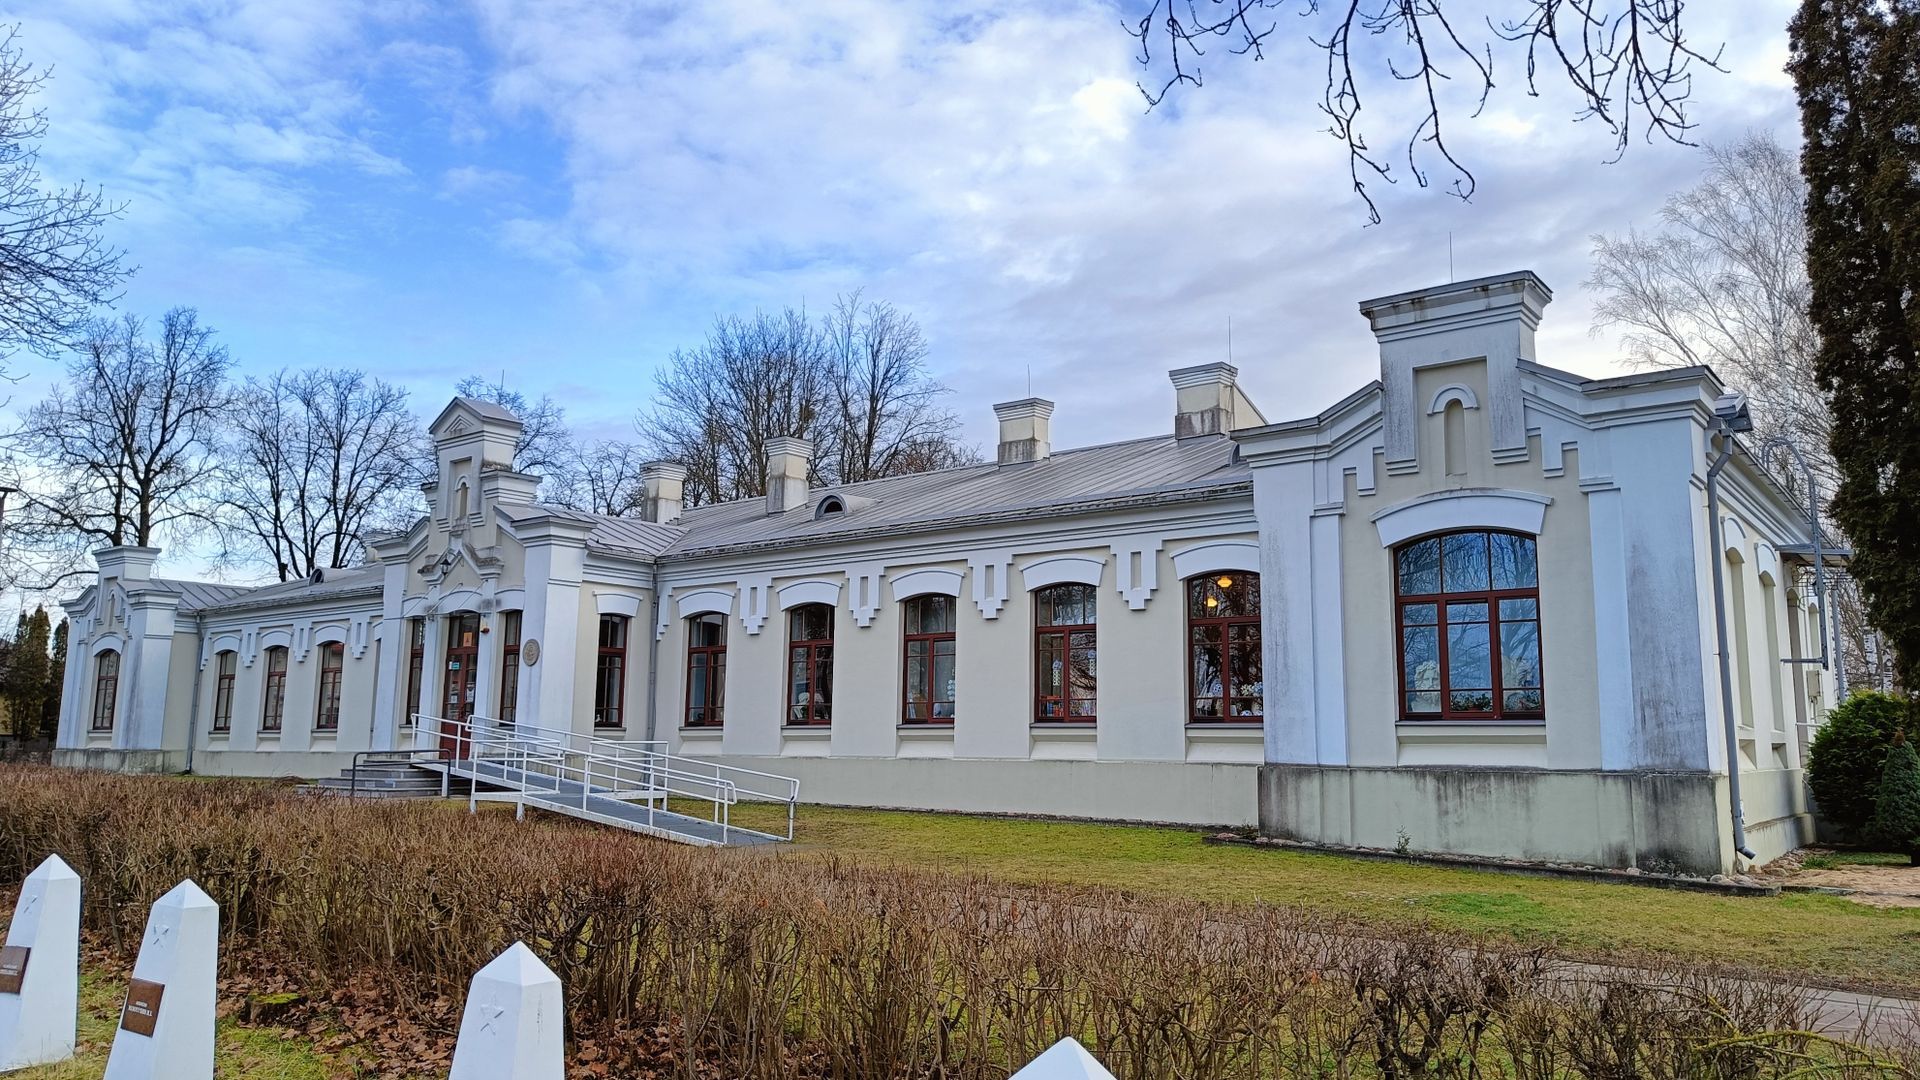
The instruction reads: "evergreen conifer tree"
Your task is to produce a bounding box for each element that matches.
[4,607,51,740]
[1789,0,1920,686]
[1869,732,1920,864]
[45,616,66,739]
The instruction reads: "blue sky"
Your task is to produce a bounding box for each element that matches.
[15,0,1801,458]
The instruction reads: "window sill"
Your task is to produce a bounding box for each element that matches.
[1185,722,1263,739]
[1396,720,1545,742]
[897,723,955,737]
[1031,723,1097,738]
[780,725,832,737]
[207,731,229,740]
[677,726,723,738]
[257,731,281,741]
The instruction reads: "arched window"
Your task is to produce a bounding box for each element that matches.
[597,615,631,729]
[90,650,120,732]
[1034,584,1096,723]
[1395,530,1542,721]
[1187,573,1262,723]
[683,614,724,728]
[211,651,237,734]
[786,604,834,726]
[315,641,345,731]
[261,646,289,733]
[902,595,957,724]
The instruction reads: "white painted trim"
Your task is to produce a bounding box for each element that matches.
[675,588,736,618]
[90,634,125,657]
[1170,540,1260,581]
[1111,538,1162,610]
[777,579,842,610]
[435,588,483,614]
[1369,488,1552,548]
[889,567,964,600]
[1427,384,1480,413]
[969,554,1011,618]
[1018,554,1106,590]
[595,592,643,618]
[201,634,242,670]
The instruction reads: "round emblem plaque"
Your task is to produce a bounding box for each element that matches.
[521,639,540,666]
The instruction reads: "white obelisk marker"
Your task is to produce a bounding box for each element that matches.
[1010,1037,1119,1080]
[103,880,218,1080]
[448,942,564,1080]
[0,854,81,1070]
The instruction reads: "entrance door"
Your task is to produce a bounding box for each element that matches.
[440,613,480,757]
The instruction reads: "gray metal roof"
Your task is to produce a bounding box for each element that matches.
[148,578,256,612]
[661,432,1249,558]
[494,503,687,559]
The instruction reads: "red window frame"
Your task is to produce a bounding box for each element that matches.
[595,614,630,729]
[498,611,522,724]
[786,604,834,726]
[1034,584,1097,723]
[1394,530,1545,722]
[1187,572,1263,724]
[314,641,344,731]
[261,646,288,733]
[211,651,237,734]
[901,594,957,725]
[403,618,424,727]
[90,650,119,732]
[682,614,725,728]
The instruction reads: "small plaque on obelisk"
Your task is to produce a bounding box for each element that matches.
[119,979,164,1037]
[0,946,28,994]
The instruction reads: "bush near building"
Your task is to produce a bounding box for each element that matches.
[1870,733,1920,865]
[1808,690,1913,838]
[0,766,1912,1078]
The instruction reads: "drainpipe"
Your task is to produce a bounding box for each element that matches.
[643,586,661,742]
[1705,398,1757,863]
[183,611,205,774]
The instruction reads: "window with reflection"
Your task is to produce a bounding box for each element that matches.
[403,619,423,727]
[261,646,289,733]
[91,650,120,732]
[786,603,834,726]
[597,615,631,728]
[211,650,237,734]
[902,594,957,724]
[1395,530,1543,721]
[1187,573,1262,722]
[314,641,344,731]
[498,611,522,724]
[683,613,726,727]
[1034,584,1097,723]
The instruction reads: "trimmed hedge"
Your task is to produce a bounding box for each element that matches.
[1807,690,1913,839]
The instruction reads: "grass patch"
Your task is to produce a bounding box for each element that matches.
[725,801,1920,992]
[8,971,350,1080]
[1802,850,1914,870]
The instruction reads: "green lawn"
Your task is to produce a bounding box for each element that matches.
[718,801,1920,994]
[10,971,364,1080]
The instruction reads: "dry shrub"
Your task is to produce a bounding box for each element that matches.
[0,764,1912,1079]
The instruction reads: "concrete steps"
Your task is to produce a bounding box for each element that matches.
[296,757,466,800]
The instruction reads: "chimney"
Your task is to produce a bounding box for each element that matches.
[94,545,161,583]
[1170,362,1252,438]
[1359,270,1552,469]
[993,397,1053,464]
[641,462,687,524]
[765,436,811,514]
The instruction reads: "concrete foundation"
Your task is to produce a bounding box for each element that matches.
[1258,764,1747,875]
[51,749,188,775]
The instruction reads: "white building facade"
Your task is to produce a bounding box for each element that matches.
[54,272,1839,874]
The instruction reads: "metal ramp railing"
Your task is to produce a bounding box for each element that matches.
[412,714,799,847]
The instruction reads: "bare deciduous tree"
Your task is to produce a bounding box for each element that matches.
[3,309,230,587]
[1586,133,1878,687]
[823,292,974,484]
[548,439,653,517]
[0,26,131,361]
[642,307,834,507]
[221,369,426,581]
[640,299,974,508]
[455,375,575,479]
[1132,1,1724,222]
